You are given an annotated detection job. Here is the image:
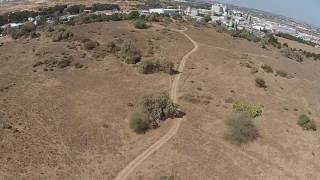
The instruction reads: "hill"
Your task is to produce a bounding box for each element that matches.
[1,15,320,180]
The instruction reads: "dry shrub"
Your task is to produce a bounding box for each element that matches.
[224,113,259,145]
[261,64,273,73]
[119,40,141,64]
[255,78,267,88]
[130,112,151,134]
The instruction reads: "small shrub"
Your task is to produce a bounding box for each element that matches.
[159,60,174,74]
[119,40,141,64]
[261,64,273,73]
[83,39,99,50]
[160,176,175,180]
[255,78,267,88]
[233,101,263,118]
[224,113,259,145]
[134,19,148,29]
[130,112,151,134]
[281,47,304,62]
[297,114,317,131]
[57,59,72,68]
[52,30,74,42]
[138,60,160,74]
[275,69,288,78]
[250,67,259,74]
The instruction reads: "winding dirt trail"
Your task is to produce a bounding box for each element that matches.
[114,27,199,180]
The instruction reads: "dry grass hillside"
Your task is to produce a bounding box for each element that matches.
[1,20,320,180]
[0,21,192,179]
[129,24,320,180]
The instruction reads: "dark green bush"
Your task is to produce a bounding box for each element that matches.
[224,113,259,145]
[297,114,317,131]
[130,112,151,134]
[255,78,267,88]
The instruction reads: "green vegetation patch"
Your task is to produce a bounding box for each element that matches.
[233,101,263,118]
[297,114,317,131]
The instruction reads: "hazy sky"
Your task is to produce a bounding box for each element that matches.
[217,0,320,26]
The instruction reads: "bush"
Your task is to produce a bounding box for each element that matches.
[224,113,259,145]
[261,64,273,73]
[83,39,99,50]
[119,40,141,64]
[159,60,174,74]
[232,30,261,42]
[138,60,174,74]
[160,176,175,180]
[142,93,179,121]
[297,114,317,131]
[134,19,148,29]
[281,47,304,62]
[233,101,262,118]
[138,60,160,74]
[130,112,151,133]
[52,29,74,42]
[255,78,267,88]
[275,69,288,78]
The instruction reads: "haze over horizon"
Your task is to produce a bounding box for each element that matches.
[217,0,320,27]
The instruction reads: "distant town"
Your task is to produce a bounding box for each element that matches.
[0,0,320,48]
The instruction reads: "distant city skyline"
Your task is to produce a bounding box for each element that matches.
[216,0,320,27]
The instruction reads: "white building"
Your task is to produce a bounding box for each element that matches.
[212,4,227,16]
[149,8,180,16]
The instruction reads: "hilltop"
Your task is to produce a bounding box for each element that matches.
[1,2,320,180]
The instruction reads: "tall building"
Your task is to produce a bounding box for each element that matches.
[211,4,226,16]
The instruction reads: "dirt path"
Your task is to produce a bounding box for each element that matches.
[114,27,199,180]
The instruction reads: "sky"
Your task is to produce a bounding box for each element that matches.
[217,0,320,27]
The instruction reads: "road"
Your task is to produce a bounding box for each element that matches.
[114,26,199,180]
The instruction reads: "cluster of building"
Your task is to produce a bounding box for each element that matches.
[147,3,320,47]
[1,2,319,47]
